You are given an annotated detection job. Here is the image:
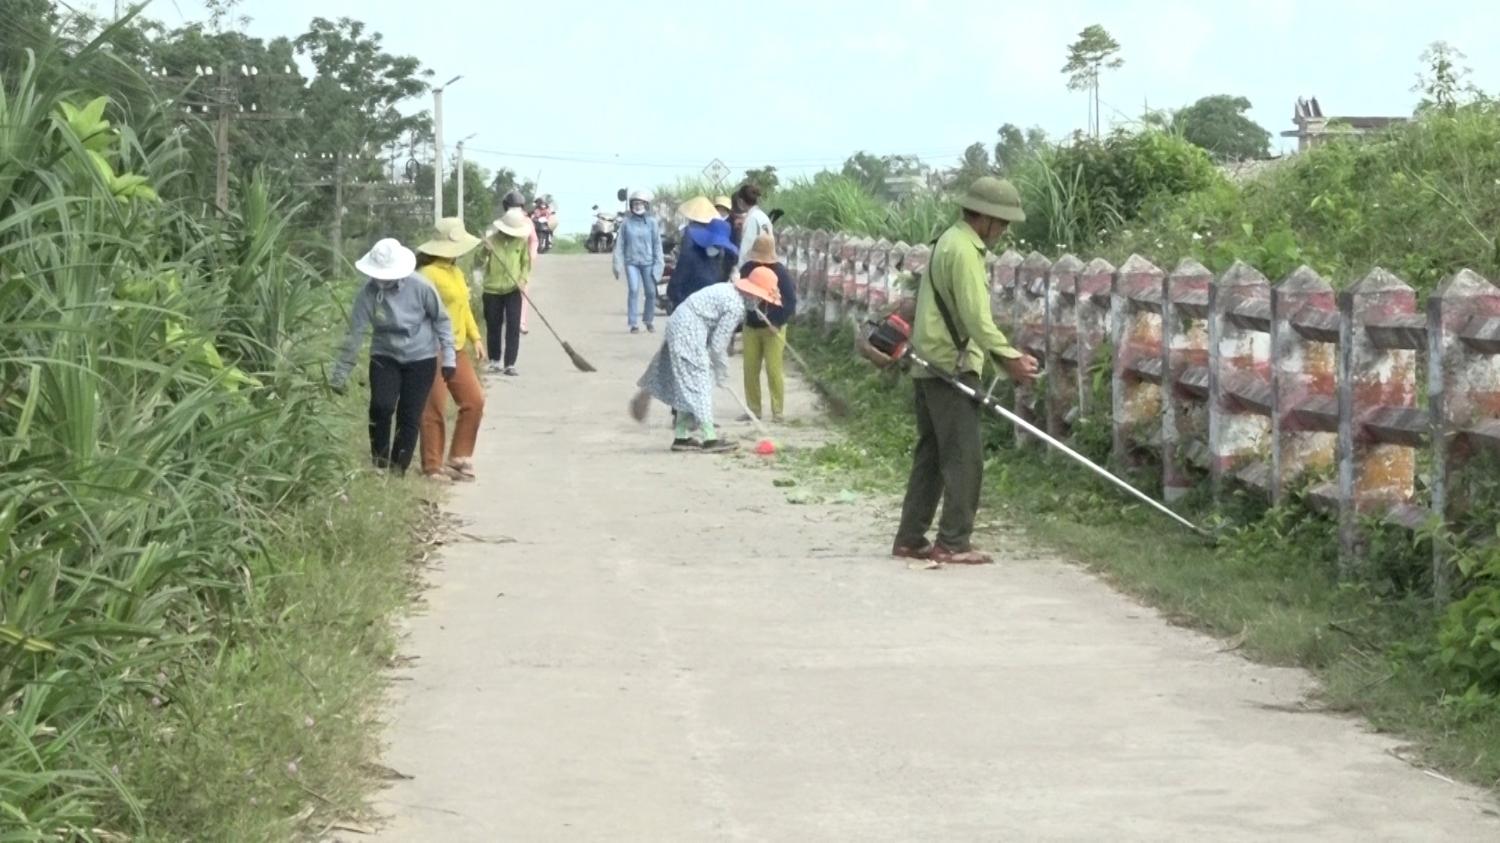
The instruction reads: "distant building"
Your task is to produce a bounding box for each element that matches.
[1282,97,1407,152]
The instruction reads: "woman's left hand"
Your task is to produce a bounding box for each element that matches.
[475,344,488,362]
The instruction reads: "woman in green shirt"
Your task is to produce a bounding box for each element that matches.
[479,208,534,375]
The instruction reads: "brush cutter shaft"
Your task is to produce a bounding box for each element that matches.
[906,351,1205,536]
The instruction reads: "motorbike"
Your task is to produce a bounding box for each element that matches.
[656,228,678,314]
[586,205,619,253]
[533,214,554,253]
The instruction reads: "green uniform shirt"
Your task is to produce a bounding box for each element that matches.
[481,235,531,295]
[911,220,1021,378]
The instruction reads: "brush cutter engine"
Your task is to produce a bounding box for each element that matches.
[858,311,914,368]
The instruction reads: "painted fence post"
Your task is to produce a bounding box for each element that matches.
[1015,252,1052,448]
[1270,266,1339,508]
[1161,260,1213,502]
[1207,262,1273,500]
[1335,269,1425,571]
[859,239,888,323]
[1428,269,1500,600]
[825,234,849,332]
[991,249,1023,333]
[901,244,930,313]
[1111,255,1166,470]
[806,230,828,325]
[1076,258,1114,421]
[1046,255,1084,440]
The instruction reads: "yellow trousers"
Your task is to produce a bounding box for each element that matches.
[742,325,786,420]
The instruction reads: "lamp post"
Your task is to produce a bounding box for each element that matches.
[432,74,462,222]
[455,133,477,223]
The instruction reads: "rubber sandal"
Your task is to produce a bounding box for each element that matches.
[671,438,701,452]
[929,544,994,565]
[445,461,476,482]
[891,540,934,560]
[699,439,738,454]
[423,472,453,485]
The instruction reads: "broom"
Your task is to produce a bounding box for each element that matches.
[479,238,595,373]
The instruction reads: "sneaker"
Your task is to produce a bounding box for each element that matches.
[671,438,701,452]
[646,324,655,333]
[485,362,502,374]
[503,367,518,376]
[700,439,738,454]
[630,326,640,334]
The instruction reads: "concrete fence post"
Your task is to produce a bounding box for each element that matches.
[858,239,888,322]
[901,244,930,313]
[822,233,846,332]
[1335,269,1425,571]
[1046,255,1084,441]
[1427,268,1500,600]
[1162,259,1214,501]
[1111,255,1166,470]
[1076,258,1115,421]
[991,249,1023,332]
[1270,266,1339,508]
[806,230,828,324]
[841,238,865,324]
[1207,261,1273,500]
[1015,252,1053,448]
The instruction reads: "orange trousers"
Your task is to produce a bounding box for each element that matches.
[420,351,484,474]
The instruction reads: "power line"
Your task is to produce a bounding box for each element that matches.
[455,144,973,171]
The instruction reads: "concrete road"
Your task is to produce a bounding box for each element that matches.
[371,254,1498,842]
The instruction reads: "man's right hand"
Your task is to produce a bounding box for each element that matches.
[1002,353,1040,386]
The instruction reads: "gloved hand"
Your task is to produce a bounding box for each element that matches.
[442,366,456,382]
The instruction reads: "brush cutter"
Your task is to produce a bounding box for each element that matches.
[863,313,1208,538]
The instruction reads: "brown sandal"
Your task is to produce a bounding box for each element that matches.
[446,459,477,481]
[929,544,994,565]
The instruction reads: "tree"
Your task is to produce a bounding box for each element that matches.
[949,142,995,189]
[994,123,1048,174]
[841,151,927,198]
[1062,24,1123,138]
[489,168,536,204]
[1414,41,1479,114]
[742,165,780,193]
[1170,95,1271,161]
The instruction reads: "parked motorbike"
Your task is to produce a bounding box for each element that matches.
[586,205,619,253]
[656,229,678,314]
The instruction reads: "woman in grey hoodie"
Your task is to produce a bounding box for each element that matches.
[331,238,457,474]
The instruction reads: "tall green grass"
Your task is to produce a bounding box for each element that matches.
[770,175,955,244]
[1,35,402,837]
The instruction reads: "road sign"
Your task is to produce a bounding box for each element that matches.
[702,158,731,188]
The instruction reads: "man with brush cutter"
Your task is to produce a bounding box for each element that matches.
[891,177,1039,566]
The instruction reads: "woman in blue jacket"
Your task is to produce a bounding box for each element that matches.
[612,190,665,333]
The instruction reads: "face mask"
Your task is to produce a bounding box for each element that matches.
[631,204,646,215]
[705,246,721,257]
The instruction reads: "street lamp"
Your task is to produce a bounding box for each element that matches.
[432,74,463,222]
[455,133,477,222]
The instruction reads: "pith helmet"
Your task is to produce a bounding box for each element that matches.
[957,176,1025,223]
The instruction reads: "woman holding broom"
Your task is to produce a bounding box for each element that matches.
[330,238,457,475]
[630,264,782,453]
[478,208,534,376]
[416,218,486,482]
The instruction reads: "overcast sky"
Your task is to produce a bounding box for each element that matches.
[109,0,1500,233]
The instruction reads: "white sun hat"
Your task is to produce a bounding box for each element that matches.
[355,238,417,280]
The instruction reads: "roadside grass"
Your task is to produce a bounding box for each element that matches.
[784,319,1500,790]
[100,430,434,839]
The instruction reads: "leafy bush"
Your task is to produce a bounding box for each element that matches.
[1,38,367,836]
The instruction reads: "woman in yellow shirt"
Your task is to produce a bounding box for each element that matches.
[416,218,486,481]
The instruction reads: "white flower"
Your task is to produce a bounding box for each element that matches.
[1192,233,1203,241]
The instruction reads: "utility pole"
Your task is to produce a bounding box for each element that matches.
[432,74,462,223]
[332,151,344,257]
[215,98,231,213]
[455,133,476,222]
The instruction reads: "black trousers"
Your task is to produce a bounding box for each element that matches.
[895,375,985,550]
[368,355,436,473]
[482,290,523,367]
